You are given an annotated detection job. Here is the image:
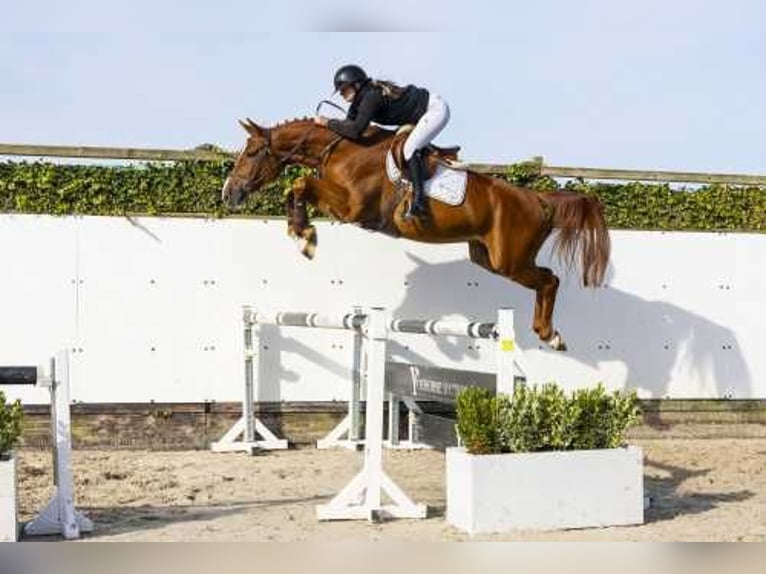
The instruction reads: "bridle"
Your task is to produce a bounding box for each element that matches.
[250,126,312,169]
[237,102,347,193]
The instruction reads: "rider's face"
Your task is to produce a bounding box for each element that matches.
[340,85,356,102]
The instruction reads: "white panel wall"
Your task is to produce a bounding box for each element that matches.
[1,215,763,403]
[0,216,78,404]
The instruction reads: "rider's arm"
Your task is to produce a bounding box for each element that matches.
[327,89,383,139]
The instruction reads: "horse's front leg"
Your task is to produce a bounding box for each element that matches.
[290,176,319,259]
[290,175,356,259]
[285,190,297,238]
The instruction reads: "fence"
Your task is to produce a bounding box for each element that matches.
[2,143,766,186]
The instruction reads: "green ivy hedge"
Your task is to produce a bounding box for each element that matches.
[0,160,763,231]
[0,390,24,458]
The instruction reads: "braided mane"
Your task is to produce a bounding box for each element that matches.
[272,116,313,129]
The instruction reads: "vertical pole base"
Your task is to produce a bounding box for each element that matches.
[23,487,94,539]
[316,467,427,521]
[211,416,288,454]
[316,414,363,450]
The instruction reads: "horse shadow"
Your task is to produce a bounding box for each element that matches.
[391,253,753,399]
[643,458,755,524]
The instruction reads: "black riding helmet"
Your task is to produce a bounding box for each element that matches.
[333,64,368,92]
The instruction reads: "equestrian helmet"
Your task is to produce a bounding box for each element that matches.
[333,64,368,91]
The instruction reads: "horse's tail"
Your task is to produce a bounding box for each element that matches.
[545,191,610,287]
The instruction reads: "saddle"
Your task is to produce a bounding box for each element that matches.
[389,125,463,180]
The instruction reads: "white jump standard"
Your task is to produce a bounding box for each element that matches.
[213,305,527,521]
[0,352,93,540]
[212,308,369,453]
[211,308,291,453]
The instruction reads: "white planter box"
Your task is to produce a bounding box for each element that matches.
[0,453,19,542]
[446,445,644,534]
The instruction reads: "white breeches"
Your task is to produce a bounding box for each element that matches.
[403,93,450,161]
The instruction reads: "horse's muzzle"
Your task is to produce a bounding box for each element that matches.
[221,177,245,209]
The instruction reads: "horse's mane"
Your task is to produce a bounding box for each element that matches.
[272,116,313,129]
[271,117,395,148]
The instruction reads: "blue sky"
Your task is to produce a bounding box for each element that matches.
[2,1,765,172]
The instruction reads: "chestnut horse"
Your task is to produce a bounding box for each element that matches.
[221,118,610,350]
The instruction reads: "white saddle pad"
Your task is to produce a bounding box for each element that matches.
[386,151,468,206]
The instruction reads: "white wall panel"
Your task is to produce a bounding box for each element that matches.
[1,215,763,402]
[0,215,78,404]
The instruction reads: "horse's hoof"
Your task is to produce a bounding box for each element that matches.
[547,331,567,352]
[301,240,316,260]
[299,227,317,260]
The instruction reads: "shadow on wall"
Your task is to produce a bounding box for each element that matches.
[255,324,357,402]
[393,253,753,399]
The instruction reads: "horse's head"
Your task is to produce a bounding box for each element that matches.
[221,118,283,208]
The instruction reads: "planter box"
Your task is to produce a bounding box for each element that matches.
[446,445,644,534]
[0,453,19,542]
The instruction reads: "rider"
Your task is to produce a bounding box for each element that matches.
[315,64,451,219]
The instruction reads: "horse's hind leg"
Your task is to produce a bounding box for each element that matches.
[481,234,566,351]
[510,265,565,351]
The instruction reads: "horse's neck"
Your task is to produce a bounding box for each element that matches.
[273,122,337,168]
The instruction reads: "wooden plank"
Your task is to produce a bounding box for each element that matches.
[0,143,233,162]
[542,165,766,186]
[471,162,766,186]
[15,400,766,450]
[3,141,766,185]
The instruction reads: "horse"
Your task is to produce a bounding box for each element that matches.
[221,117,610,350]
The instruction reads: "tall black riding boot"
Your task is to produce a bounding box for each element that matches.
[404,149,427,219]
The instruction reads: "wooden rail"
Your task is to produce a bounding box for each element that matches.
[0,143,228,162]
[472,163,766,186]
[3,142,766,186]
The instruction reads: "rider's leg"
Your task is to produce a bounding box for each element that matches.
[403,94,450,218]
[402,94,451,160]
[405,148,427,218]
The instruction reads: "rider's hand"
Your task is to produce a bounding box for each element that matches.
[314,116,329,127]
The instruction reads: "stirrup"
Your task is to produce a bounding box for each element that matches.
[404,198,426,219]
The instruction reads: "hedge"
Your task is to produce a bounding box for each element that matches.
[455,383,641,455]
[0,160,763,231]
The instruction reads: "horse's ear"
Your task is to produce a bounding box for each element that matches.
[239,118,264,136]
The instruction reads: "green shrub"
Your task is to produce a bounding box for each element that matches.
[0,391,24,459]
[455,387,506,455]
[456,383,640,455]
[567,385,641,450]
[502,383,571,452]
[0,159,763,231]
